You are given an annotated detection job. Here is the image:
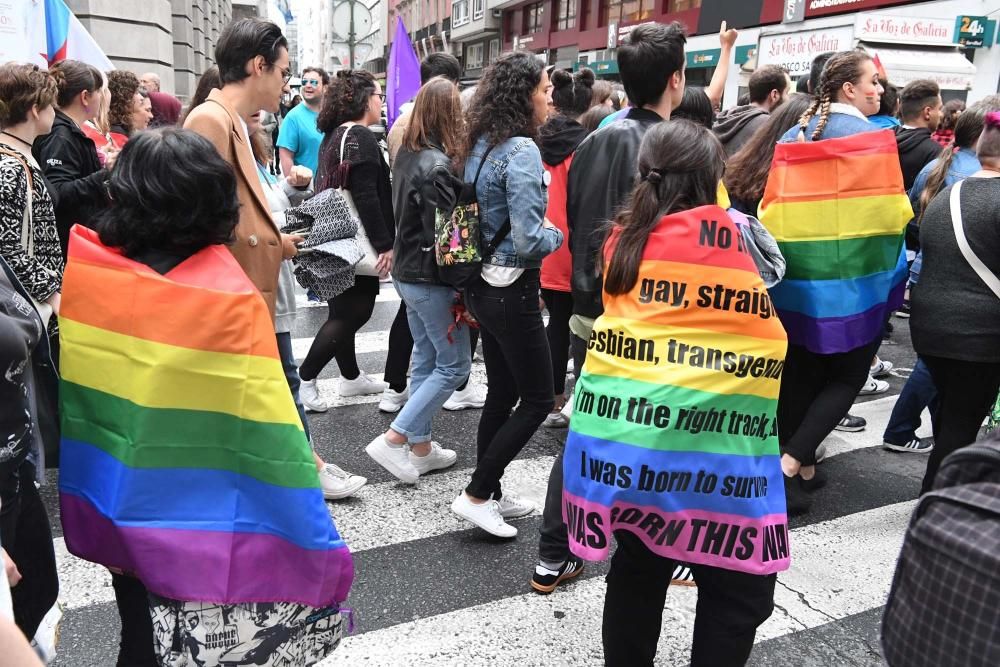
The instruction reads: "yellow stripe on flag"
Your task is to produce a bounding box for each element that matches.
[583,315,786,400]
[761,193,912,242]
[60,319,300,427]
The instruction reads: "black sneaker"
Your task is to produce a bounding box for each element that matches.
[884,438,933,453]
[798,467,827,492]
[834,414,867,432]
[783,474,812,516]
[671,564,696,587]
[531,556,584,594]
[895,302,911,319]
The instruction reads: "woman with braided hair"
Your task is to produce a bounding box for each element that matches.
[765,50,901,514]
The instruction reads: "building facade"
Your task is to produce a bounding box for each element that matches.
[494,0,999,105]
[67,0,232,100]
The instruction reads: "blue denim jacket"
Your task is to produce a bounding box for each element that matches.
[465,135,563,269]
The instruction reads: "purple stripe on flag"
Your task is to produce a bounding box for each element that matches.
[61,493,354,607]
[777,279,905,354]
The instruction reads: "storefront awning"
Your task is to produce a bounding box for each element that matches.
[859,43,976,90]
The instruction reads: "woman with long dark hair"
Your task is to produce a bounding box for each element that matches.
[724,92,812,216]
[451,52,562,537]
[364,77,469,482]
[32,60,112,256]
[297,70,396,408]
[566,119,785,666]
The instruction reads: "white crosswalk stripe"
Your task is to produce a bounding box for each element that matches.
[48,296,929,666]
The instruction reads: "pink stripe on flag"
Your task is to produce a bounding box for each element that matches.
[61,494,354,607]
[562,490,790,575]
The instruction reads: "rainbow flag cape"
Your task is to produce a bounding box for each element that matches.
[58,226,353,607]
[758,129,912,354]
[563,206,790,575]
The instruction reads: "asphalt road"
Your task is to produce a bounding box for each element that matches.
[46,285,929,666]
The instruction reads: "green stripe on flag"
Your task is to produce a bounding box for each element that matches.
[778,233,904,281]
[570,374,779,457]
[60,381,320,489]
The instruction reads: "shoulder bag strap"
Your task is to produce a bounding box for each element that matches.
[338,122,358,165]
[1,148,35,258]
[950,180,1000,299]
[473,145,512,257]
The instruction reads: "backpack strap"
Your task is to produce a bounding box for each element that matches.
[950,180,1000,300]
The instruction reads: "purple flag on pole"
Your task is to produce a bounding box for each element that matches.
[387,17,421,130]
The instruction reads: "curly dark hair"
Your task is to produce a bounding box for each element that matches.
[465,52,544,151]
[317,70,376,133]
[97,129,239,259]
[107,70,141,134]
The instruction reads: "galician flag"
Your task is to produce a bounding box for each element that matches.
[386,17,421,130]
[25,0,114,70]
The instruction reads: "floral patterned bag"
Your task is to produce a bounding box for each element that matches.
[434,145,510,288]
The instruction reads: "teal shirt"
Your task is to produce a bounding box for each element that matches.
[276,103,322,174]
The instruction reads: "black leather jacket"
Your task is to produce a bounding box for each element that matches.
[567,107,664,318]
[391,143,462,284]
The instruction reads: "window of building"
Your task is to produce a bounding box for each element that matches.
[452,0,469,26]
[524,2,544,33]
[667,0,701,11]
[473,0,484,20]
[466,43,484,69]
[622,0,652,22]
[488,38,500,63]
[600,0,621,26]
[555,0,576,30]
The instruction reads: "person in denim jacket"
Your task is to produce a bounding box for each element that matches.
[450,52,563,538]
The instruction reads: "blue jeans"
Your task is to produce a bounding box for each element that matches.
[391,280,471,443]
[276,332,311,442]
[883,357,938,446]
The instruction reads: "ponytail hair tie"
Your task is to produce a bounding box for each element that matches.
[644,169,663,185]
[986,111,1000,130]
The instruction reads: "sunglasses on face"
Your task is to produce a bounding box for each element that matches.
[303,78,321,87]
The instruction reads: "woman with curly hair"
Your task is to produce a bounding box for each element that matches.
[450,52,562,538]
[297,70,396,408]
[106,70,142,144]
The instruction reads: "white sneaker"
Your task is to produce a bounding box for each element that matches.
[318,463,367,500]
[443,384,487,411]
[378,386,409,413]
[299,378,329,413]
[409,441,458,475]
[495,492,535,518]
[543,410,569,428]
[365,434,418,484]
[561,397,573,419]
[340,373,388,397]
[859,375,890,396]
[871,358,893,378]
[451,493,517,538]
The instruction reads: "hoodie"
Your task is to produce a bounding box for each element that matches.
[895,127,942,192]
[538,116,590,292]
[712,105,769,156]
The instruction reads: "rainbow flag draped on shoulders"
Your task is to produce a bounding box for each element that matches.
[58,226,353,607]
[563,206,790,575]
[758,129,912,354]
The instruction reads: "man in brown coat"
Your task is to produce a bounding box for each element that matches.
[184,18,300,318]
[185,18,368,500]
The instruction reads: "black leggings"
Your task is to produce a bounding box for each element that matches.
[299,275,380,382]
[541,288,573,397]
[778,338,881,466]
[111,573,157,666]
[383,300,480,393]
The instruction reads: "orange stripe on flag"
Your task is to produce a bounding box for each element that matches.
[763,152,905,204]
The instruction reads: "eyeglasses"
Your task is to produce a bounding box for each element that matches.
[270,64,292,84]
[303,78,321,87]
[374,93,386,101]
